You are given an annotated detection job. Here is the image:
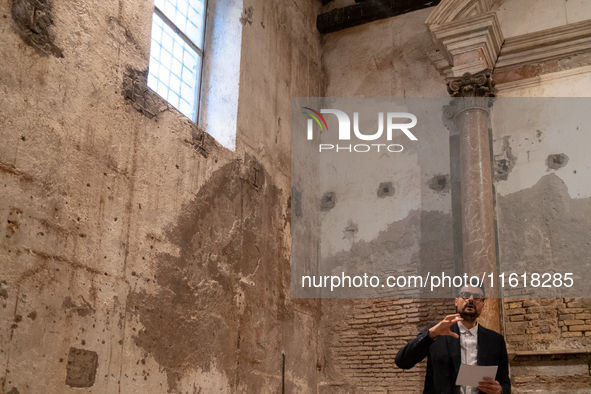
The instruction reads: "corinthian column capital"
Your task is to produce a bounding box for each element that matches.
[443,70,497,121]
[446,70,497,98]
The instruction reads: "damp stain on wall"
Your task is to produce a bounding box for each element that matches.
[126,158,288,392]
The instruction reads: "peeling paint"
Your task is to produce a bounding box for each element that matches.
[318,209,453,297]
[343,221,358,241]
[497,174,591,292]
[494,136,517,181]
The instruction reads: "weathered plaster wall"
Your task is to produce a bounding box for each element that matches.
[496,0,591,38]
[322,7,448,97]
[0,0,323,393]
[318,9,454,393]
[492,96,591,392]
[497,67,591,97]
[493,15,591,380]
[319,3,591,393]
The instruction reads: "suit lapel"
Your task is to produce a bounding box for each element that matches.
[477,325,489,366]
[448,322,461,374]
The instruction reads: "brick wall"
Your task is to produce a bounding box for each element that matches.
[323,298,456,393]
[511,354,591,394]
[323,298,591,393]
[503,298,591,394]
[504,298,591,349]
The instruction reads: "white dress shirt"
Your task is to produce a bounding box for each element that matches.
[458,321,479,394]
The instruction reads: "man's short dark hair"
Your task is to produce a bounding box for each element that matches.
[457,284,486,298]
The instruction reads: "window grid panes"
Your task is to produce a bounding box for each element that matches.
[148,0,206,122]
[155,0,206,48]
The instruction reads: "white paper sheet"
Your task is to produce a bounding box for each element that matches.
[455,364,498,387]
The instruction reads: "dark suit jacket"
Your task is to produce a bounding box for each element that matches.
[395,322,511,394]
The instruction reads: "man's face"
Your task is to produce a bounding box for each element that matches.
[455,286,485,323]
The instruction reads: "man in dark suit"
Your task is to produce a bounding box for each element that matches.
[395,285,510,394]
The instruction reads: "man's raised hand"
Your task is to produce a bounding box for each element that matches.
[428,314,463,339]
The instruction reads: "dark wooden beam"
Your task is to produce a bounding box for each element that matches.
[321,0,335,5]
[317,0,441,34]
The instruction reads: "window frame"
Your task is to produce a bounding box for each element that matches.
[149,0,209,123]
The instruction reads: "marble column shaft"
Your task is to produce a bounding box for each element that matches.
[446,71,500,333]
[457,106,500,332]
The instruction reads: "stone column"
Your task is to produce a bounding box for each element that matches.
[444,70,500,332]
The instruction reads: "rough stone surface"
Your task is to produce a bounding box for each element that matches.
[121,66,167,119]
[65,347,98,388]
[3,0,591,393]
[11,0,63,57]
[62,295,95,317]
[0,0,323,392]
[126,158,289,391]
[318,209,455,391]
[317,209,453,298]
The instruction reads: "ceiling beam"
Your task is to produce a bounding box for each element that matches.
[317,0,442,34]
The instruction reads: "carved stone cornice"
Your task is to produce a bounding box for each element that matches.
[425,0,494,26]
[425,0,503,77]
[495,19,591,73]
[427,12,504,77]
[493,19,591,89]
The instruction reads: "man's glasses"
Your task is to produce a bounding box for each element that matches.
[458,292,484,302]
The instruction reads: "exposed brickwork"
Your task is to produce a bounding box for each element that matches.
[513,374,591,393]
[324,298,591,392]
[503,298,591,393]
[511,353,591,394]
[504,298,591,349]
[326,298,456,393]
